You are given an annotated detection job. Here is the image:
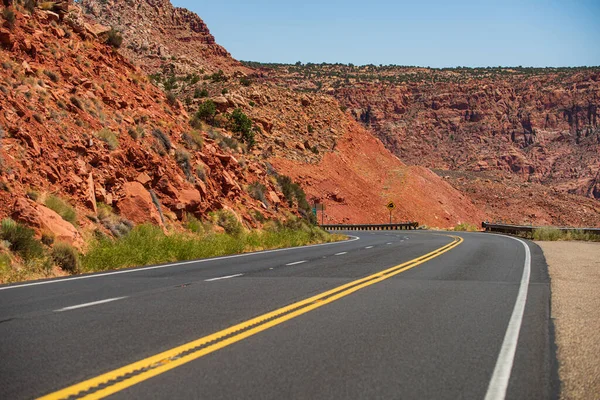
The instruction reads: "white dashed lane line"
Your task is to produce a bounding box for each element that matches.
[204,274,244,282]
[365,246,374,249]
[54,297,127,312]
[334,252,348,256]
[286,260,308,266]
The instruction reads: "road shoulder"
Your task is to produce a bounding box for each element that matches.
[537,241,600,399]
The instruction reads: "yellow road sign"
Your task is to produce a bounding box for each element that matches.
[387,201,396,210]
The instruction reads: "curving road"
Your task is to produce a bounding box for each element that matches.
[0,231,557,399]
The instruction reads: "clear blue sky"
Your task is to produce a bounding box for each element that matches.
[173,0,600,67]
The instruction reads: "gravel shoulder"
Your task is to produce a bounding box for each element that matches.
[537,241,600,399]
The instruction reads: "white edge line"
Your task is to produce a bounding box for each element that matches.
[0,235,360,291]
[204,274,243,282]
[54,297,127,312]
[285,260,307,266]
[484,235,531,400]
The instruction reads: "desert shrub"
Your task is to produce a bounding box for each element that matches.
[51,243,80,274]
[454,223,479,232]
[106,28,123,48]
[44,69,60,83]
[247,182,267,204]
[182,130,203,150]
[194,88,209,98]
[41,232,55,246]
[195,100,216,124]
[152,128,172,152]
[240,76,252,86]
[24,0,37,14]
[275,175,314,223]
[97,203,133,238]
[45,195,77,225]
[2,8,15,29]
[307,124,314,133]
[196,164,206,182]
[175,148,194,182]
[26,190,39,201]
[127,127,138,140]
[96,128,119,150]
[70,96,83,110]
[166,91,177,106]
[149,190,165,225]
[209,69,227,82]
[185,213,212,235]
[229,108,255,148]
[0,218,44,261]
[210,210,244,237]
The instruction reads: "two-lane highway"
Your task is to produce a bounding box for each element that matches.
[0,231,556,399]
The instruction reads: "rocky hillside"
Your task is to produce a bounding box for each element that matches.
[251,63,600,226]
[80,0,485,228]
[81,0,249,76]
[0,1,298,247]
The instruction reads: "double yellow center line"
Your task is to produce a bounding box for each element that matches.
[40,235,463,399]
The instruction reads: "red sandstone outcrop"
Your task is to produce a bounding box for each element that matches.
[11,198,85,249]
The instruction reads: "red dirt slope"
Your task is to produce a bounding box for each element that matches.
[272,121,485,228]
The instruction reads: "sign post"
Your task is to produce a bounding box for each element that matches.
[313,203,326,225]
[386,201,396,224]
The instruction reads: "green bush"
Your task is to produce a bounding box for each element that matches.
[196,164,207,182]
[453,223,479,232]
[275,175,314,223]
[229,108,255,148]
[211,210,244,237]
[209,70,227,82]
[106,28,123,48]
[240,76,252,86]
[194,88,209,98]
[45,195,77,225]
[152,128,172,152]
[166,91,177,106]
[195,100,216,124]
[2,8,15,29]
[0,218,44,261]
[24,0,36,14]
[182,130,203,150]
[248,182,267,204]
[51,243,80,274]
[175,148,194,183]
[44,69,60,83]
[96,128,119,150]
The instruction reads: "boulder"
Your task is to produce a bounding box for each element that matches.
[177,188,202,211]
[11,198,84,249]
[116,182,163,226]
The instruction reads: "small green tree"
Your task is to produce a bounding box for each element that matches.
[106,28,123,49]
[229,109,255,148]
[195,100,216,124]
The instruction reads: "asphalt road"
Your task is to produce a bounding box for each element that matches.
[0,231,557,399]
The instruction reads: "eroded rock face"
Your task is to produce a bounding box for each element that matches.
[0,2,296,237]
[117,182,163,226]
[80,0,247,76]
[11,198,85,249]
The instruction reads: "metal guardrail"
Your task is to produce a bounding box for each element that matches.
[320,222,419,231]
[482,222,600,238]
